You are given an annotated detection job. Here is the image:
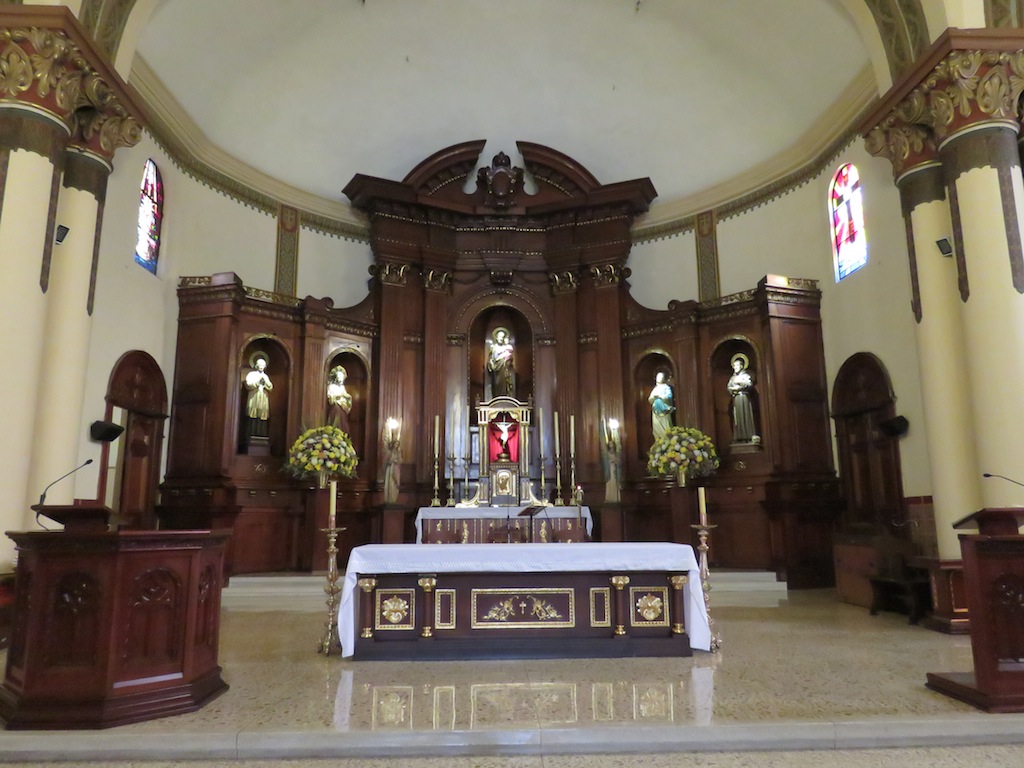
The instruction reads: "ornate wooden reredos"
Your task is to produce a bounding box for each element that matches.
[162,141,840,588]
[343,140,657,490]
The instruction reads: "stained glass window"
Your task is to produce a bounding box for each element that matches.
[134,159,163,274]
[829,163,867,281]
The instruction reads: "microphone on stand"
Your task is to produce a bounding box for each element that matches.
[36,459,93,526]
[982,473,1024,488]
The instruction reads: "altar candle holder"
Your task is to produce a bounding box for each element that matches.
[569,455,577,497]
[445,454,456,506]
[538,452,548,506]
[316,477,346,655]
[691,521,722,651]
[554,455,564,506]
[462,451,471,502]
[430,457,441,507]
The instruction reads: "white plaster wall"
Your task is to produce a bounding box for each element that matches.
[626,230,698,309]
[297,230,373,308]
[77,134,277,498]
[716,142,931,497]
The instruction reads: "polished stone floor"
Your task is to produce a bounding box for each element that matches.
[3,572,1024,767]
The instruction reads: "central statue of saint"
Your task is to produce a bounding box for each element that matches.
[486,327,516,398]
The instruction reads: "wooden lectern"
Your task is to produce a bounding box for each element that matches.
[926,507,1024,712]
[0,527,230,729]
[30,502,112,533]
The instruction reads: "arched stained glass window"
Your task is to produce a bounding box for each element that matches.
[134,159,163,274]
[829,163,867,282]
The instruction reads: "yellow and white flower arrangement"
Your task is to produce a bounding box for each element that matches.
[647,426,719,481]
[286,425,358,481]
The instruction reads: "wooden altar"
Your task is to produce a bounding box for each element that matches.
[0,529,228,729]
[340,542,708,660]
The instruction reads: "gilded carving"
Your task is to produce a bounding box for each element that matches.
[549,270,578,294]
[0,26,140,156]
[630,586,670,627]
[590,263,626,287]
[381,595,409,624]
[423,269,451,292]
[635,593,664,622]
[472,588,575,629]
[375,261,410,286]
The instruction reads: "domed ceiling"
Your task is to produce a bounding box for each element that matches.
[135,0,872,221]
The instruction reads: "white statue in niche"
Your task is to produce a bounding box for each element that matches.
[648,371,674,444]
[244,353,273,439]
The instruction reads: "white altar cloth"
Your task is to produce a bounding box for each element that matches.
[414,506,593,543]
[339,542,710,656]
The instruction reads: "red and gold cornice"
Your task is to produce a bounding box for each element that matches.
[861,29,1024,178]
[0,6,143,163]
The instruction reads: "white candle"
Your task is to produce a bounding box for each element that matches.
[553,410,560,458]
[698,486,708,527]
[434,414,440,459]
[538,407,545,457]
[569,415,575,458]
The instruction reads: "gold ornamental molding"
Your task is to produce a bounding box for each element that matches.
[0,6,143,162]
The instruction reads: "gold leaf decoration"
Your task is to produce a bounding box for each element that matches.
[0,41,33,96]
[380,596,409,624]
[636,593,664,622]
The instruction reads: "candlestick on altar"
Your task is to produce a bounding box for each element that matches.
[433,414,440,460]
[570,455,577,496]
[538,451,548,505]
[430,457,441,507]
[554,455,564,506]
[446,454,456,506]
[553,410,560,460]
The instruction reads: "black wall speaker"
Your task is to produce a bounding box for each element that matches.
[90,420,125,442]
[878,415,909,437]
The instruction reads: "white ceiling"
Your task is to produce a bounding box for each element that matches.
[135,0,871,213]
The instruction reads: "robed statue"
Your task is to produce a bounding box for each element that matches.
[326,365,353,430]
[728,353,759,443]
[244,353,273,439]
[648,371,674,443]
[486,327,516,398]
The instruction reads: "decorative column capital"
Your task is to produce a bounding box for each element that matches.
[372,261,411,286]
[548,270,578,294]
[863,46,1024,177]
[423,269,452,292]
[589,263,629,287]
[1,11,144,161]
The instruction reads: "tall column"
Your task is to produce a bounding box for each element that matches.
[899,162,981,558]
[940,121,1024,509]
[26,150,111,516]
[0,111,67,554]
[863,43,1024,558]
[0,11,142,558]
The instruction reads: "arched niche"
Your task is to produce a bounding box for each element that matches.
[634,353,676,460]
[104,350,168,529]
[470,306,534,404]
[325,348,369,464]
[710,336,762,454]
[238,336,291,457]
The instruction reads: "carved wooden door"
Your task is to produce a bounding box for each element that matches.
[831,353,906,534]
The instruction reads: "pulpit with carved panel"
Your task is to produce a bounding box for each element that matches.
[0,529,229,729]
